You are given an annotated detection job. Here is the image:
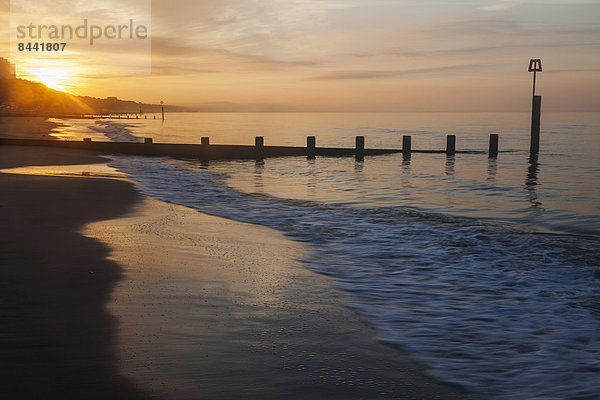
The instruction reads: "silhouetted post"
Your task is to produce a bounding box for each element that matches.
[355,136,365,160]
[160,101,165,121]
[528,59,542,154]
[144,138,153,144]
[402,135,411,157]
[446,135,456,156]
[530,96,541,153]
[489,134,499,158]
[83,138,92,144]
[307,136,316,159]
[201,137,210,145]
[255,136,264,159]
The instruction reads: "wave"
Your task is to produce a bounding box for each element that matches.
[88,120,142,142]
[108,154,600,399]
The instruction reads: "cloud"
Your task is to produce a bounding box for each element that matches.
[79,64,217,79]
[481,0,600,11]
[347,46,506,58]
[151,35,318,69]
[544,68,600,73]
[311,64,482,80]
[481,0,526,10]
[347,41,600,59]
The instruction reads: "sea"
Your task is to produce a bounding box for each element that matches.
[51,112,600,399]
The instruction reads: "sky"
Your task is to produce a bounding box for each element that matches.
[1,0,599,111]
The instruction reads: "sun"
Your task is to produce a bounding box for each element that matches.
[21,61,79,92]
[29,68,72,91]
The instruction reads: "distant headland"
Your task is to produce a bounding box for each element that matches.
[0,57,193,116]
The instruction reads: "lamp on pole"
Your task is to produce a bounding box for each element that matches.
[528,59,542,154]
[528,59,542,97]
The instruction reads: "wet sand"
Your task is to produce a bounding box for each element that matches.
[0,116,64,140]
[86,199,469,399]
[0,146,149,399]
[0,142,468,399]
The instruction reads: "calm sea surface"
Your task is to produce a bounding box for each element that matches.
[53,112,600,399]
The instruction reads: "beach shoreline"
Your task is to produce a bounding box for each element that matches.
[86,196,468,399]
[0,140,467,399]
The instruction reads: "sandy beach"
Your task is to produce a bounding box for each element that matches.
[0,128,467,399]
[0,116,64,140]
[86,198,468,399]
[0,145,148,399]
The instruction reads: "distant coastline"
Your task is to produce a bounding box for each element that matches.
[1,62,193,115]
[0,110,192,119]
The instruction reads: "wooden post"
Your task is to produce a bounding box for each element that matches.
[355,136,365,160]
[446,134,456,156]
[402,135,411,157]
[255,136,264,159]
[530,95,541,154]
[83,138,92,144]
[307,136,316,159]
[144,138,153,144]
[200,137,210,161]
[489,134,499,158]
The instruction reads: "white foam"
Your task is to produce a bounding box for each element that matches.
[89,120,142,142]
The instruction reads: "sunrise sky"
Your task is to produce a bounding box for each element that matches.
[1,0,599,111]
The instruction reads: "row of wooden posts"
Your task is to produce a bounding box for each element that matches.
[101,114,157,120]
[101,105,165,120]
[135,134,502,158]
[350,134,501,157]
[0,132,504,162]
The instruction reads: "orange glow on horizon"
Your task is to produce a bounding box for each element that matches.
[19,60,79,93]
